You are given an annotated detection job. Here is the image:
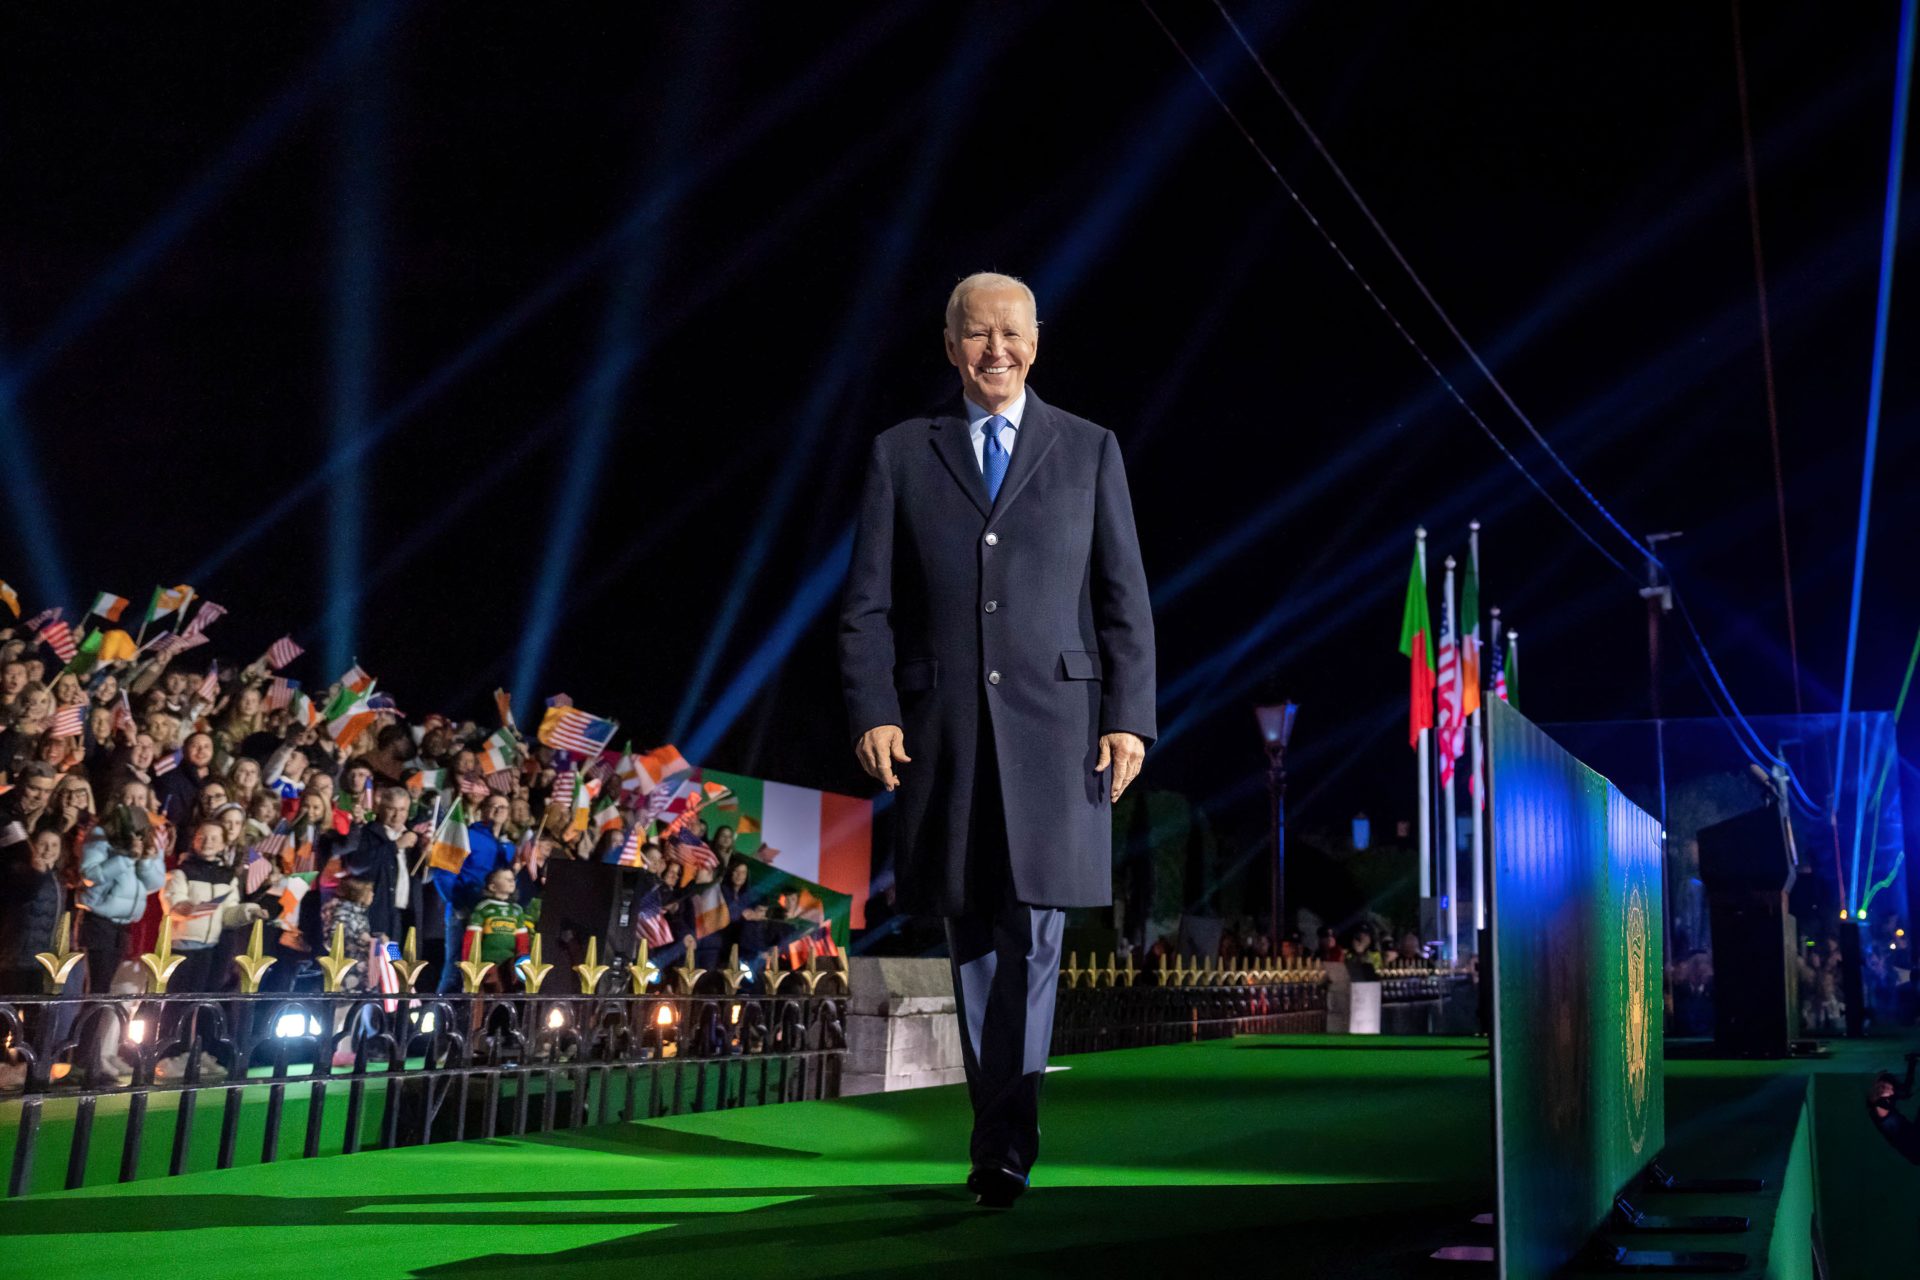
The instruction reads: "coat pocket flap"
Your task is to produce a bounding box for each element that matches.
[1059,649,1104,680]
[894,658,940,692]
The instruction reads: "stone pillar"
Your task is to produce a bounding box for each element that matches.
[841,956,969,1096]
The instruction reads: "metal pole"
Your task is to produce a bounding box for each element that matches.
[1268,756,1282,944]
[1443,557,1459,966]
[1469,524,1487,937]
[1642,531,1680,960]
[1416,530,1433,910]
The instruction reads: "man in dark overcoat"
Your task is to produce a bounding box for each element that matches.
[840,271,1155,1207]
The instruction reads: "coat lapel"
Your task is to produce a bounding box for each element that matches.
[929,403,991,519]
[987,388,1058,521]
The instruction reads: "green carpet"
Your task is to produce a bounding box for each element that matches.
[3,1034,1909,1278]
[2,1036,1494,1279]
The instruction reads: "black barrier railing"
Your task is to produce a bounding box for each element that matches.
[0,976,846,1198]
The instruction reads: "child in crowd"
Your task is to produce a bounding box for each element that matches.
[463,868,530,990]
[320,876,377,992]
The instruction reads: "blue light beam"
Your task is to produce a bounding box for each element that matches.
[1841,0,1917,911]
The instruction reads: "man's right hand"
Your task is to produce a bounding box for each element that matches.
[1872,1079,1897,1115]
[856,725,911,792]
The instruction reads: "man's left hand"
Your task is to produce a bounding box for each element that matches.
[1095,732,1146,803]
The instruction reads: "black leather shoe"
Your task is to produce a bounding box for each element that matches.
[967,1162,1028,1209]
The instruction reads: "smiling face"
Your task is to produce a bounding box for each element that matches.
[29,829,63,873]
[944,282,1038,415]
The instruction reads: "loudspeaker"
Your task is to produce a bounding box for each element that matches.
[1697,800,1796,894]
[1698,800,1800,1057]
[538,860,642,993]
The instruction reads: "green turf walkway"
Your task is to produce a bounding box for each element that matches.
[2,1035,1495,1279]
[4,1034,1911,1278]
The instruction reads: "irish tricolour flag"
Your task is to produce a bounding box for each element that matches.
[699,769,872,926]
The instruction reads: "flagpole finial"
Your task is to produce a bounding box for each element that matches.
[1444,555,1456,569]
[1415,526,1427,540]
[1470,519,1480,532]
[1492,606,1501,617]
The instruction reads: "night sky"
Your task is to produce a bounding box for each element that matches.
[1,2,1913,868]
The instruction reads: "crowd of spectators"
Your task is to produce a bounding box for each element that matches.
[0,606,820,1081]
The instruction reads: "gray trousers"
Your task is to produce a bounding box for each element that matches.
[942,700,1066,1176]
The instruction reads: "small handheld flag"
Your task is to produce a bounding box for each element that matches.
[0,581,17,618]
[37,619,78,663]
[181,600,225,638]
[144,584,194,626]
[90,592,129,622]
[49,704,85,739]
[538,705,619,757]
[426,799,472,873]
[265,636,304,670]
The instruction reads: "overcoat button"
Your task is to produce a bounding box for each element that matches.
[984,532,998,546]
[987,670,1001,685]
[984,600,997,613]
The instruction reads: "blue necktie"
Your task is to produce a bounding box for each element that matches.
[982,415,1011,502]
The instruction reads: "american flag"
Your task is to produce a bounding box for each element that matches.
[193,663,220,706]
[585,749,619,784]
[266,677,296,710]
[243,849,275,894]
[22,606,61,633]
[255,822,290,865]
[486,768,516,793]
[537,706,617,757]
[147,629,208,658]
[551,766,577,800]
[49,703,85,739]
[367,938,401,1012]
[37,619,77,662]
[457,773,490,802]
[265,635,304,670]
[1436,579,1463,786]
[616,822,645,866]
[112,691,137,737]
[152,749,181,777]
[182,601,226,638]
[664,830,718,874]
[1491,628,1508,702]
[633,880,677,948]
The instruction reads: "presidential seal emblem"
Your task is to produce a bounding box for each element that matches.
[1623,881,1651,1153]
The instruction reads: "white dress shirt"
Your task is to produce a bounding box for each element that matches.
[383,824,411,912]
[964,390,1026,474]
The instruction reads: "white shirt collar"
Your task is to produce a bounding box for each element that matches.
[963,389,1026,434]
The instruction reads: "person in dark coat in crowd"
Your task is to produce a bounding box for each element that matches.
[341,787,416,941]
[155,731,216,827]
[0,827,70,993]
[722,857,773,980]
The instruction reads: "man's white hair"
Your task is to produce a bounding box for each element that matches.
[944,271,1039,335]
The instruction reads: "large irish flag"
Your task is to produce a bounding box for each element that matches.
[699,769,873,926]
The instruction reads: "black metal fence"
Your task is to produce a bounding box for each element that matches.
[1051,954,1332,1053]
[0,973,846,1198]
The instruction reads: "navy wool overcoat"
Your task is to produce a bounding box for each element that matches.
[839,389,1157,915]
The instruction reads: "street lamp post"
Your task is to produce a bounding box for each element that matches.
[1255,703,1299,947]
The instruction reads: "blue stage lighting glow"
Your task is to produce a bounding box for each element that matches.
[324,24,385,680]
[11,6,396,390]
[509,258,651,715]
[0,378,74,612]
[1839,0,1916,912]
[189,12,921,588]
[668,31,995,742]
[682,526,855,766]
